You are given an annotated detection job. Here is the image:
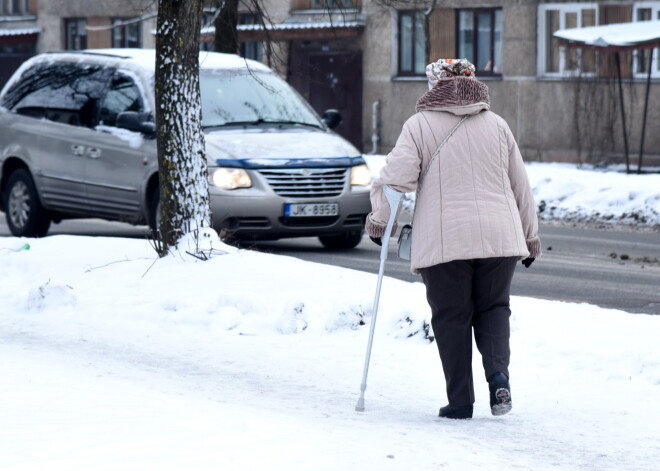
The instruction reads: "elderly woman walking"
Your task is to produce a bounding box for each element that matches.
[366,59,541,419]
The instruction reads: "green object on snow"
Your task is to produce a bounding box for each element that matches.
[0,243,30,253]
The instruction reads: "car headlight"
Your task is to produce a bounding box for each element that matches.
[209,167,252,190]
[350,164,372,187]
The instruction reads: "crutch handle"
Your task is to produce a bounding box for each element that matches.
[379,185,404,261]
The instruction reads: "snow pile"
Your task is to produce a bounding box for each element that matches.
[364,156,660,230]
[1,235,659,470]
[526,163,660,229]
[0,235,430,339]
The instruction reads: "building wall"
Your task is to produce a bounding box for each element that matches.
[359,0,660,167]
[37,0,157,52]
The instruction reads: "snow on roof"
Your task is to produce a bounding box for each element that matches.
[238,19,364,32]
[199,19,365,35]
[1,48,271,97]
[85,48,270,73]
[12,48,270,76]
[0,27,40,37]
[554,20,660,49]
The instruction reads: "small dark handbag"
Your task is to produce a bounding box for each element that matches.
[396,115,468,261]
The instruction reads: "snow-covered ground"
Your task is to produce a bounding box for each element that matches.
[1,162,659,470]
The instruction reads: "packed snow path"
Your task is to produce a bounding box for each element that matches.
[1,236,659,470]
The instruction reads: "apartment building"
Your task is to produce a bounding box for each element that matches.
[6,0,659,165]
[245,0,660,165]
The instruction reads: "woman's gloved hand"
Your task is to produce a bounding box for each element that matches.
[369,236,382,246]
[521,257,535,268]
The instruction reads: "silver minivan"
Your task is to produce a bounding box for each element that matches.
[0,49,371,249]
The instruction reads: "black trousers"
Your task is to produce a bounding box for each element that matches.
[419,257,517,407]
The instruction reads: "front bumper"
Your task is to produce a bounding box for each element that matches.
[208,170,371,240]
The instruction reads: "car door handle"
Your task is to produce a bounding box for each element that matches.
[71,144,86,156]
[86,148,102,159]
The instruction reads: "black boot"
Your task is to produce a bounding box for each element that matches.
[488,372,512,416]
[438,404,473,419]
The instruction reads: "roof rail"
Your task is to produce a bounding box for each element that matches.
[41,50,132,59]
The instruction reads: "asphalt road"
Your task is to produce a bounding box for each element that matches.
[1,216,659,314]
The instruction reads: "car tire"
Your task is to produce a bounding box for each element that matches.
[4,168,51,238]
[148,188,160,235]
[318,230,363,250]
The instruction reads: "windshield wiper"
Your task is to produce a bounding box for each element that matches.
[204,119,322,129]
[259,119,323,129]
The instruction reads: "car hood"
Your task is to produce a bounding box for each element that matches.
[205,127,363,168]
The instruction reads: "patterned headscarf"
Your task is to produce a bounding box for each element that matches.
[426,59,476,89]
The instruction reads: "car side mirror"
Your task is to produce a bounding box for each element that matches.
[116,111,156,136]
[322,109,342,129]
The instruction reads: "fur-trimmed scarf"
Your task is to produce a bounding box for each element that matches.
[415,76,490,112]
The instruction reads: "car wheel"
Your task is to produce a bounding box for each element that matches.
[5,169,51,237]
[318,230,363,250]
[148,188,160,235]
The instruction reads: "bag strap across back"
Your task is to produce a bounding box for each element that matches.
[418,114,469,192]
[411,115,469,224]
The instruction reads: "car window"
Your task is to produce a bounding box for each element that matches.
[200,70,322,128]
[2,62,113,128]
[98,74,144,127]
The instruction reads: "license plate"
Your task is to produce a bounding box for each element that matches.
[284,202,339,217]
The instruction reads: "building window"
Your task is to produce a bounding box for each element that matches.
[538,3,598,77]
[239,14,262,61]
[1,0,28,15]
[633,3,660,78]
[457,8,503,75]
[65,18,87,50]
[310,0,355,9]
[112,19,142,48]
[398,10,426,76]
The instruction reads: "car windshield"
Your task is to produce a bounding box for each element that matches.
[200,69,323,129]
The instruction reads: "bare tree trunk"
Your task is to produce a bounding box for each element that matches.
[155,0,211,255]
[214,0,239,54]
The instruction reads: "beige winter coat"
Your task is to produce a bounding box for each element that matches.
[366,76,541,273]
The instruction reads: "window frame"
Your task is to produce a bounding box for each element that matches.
[111,18,143,49]
[238,13,263,62]
[396,9,427,77]
[310,0,355,10]
[64,18,88,51]
[632,2,660,79]
[455,7,503,77]
[537,3,599,78]
[2,0,28,15]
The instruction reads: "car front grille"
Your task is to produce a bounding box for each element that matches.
[258,167,348,198]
